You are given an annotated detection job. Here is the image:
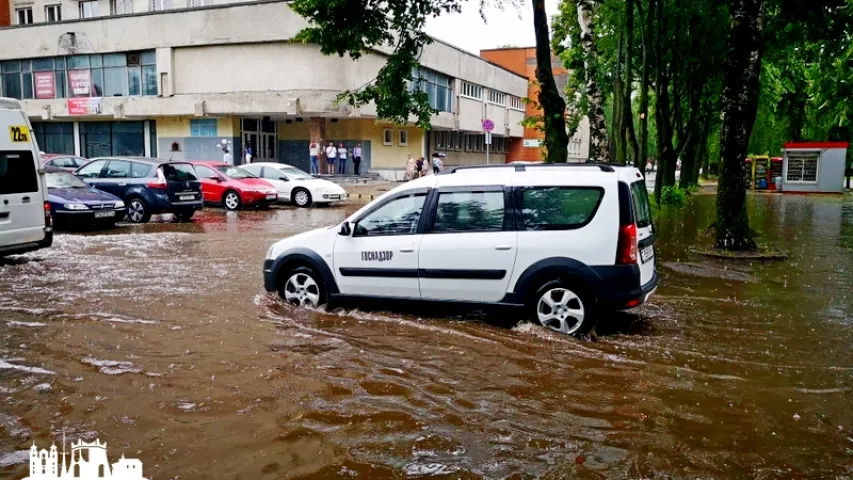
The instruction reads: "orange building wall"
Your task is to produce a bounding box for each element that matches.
[0,0,10,26]
[480,47,568,162]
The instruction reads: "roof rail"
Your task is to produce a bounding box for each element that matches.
[437,163,615,175]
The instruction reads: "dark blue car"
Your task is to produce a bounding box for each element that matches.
[45,168,126,228]
[74,157,203,223]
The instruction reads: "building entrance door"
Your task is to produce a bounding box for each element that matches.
[241,118,277,163]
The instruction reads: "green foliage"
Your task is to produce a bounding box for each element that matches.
[660,185,687,208]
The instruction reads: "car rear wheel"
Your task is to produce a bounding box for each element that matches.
[280,266,325,307]
[531,279,597,336]
[223,191,242,211]
[292,188,312,208]
[126,198,151,224]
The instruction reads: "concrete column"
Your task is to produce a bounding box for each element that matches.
[155,47,174,97]
[73,122,81,156]
[308,117,325,144]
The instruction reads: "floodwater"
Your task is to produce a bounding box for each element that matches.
[1,193,852,479]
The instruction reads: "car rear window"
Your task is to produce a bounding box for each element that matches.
[0,151,38,195]
[160,163,198,181]
[630,181,653,228]
[520,187,603,231]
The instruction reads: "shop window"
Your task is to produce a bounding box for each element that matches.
[16,7,33,25]
[786,152,820,183]
[191,119,218,137]
[79,1,98,18]
[398,130,408,146]
[45,5,62,22]
[31,122,74,154]
[383,129,393,146]
[80,121,145,158]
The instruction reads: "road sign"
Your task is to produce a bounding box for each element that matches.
[482,119,495,132]
[485,132,492,145]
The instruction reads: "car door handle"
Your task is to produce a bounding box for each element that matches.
[400,247,415,253]
[495,245,513,251]
[21,196,31,203]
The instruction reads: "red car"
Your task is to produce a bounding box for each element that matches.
[190,161,278,210]
[41,154,88,172]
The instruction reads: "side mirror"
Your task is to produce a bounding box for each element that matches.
[279,176,289,182]
[213,176,224,182]
[339,222,352,236]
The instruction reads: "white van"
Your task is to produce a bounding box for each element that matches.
[0,98,52,257]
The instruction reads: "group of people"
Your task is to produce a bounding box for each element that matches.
[405,153,443,180]
[309,141,363,176]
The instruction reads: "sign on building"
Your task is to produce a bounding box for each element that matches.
[67,98,103,115]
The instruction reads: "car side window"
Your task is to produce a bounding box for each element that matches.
[52,157,77,168]
[354,193,427,237]
[432,190,505,233]
[105,160,131,179]
[520,187,604,231]
[195,165,217,179]
[264,169,287,181]
[131,162,151,178]
[76,160,108,178]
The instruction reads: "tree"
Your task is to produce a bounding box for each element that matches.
[576,0,611,161]
[715,0,764,250]
[290,0,571,163]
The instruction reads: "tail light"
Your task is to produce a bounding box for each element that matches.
[147,168,168,189]
[44,201,52,228]
[616,223,638,264]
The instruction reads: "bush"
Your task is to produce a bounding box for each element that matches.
[661,185,687,207]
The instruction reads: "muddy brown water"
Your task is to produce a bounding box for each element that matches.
[1,194,852,479]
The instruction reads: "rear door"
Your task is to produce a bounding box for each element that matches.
[630,180,656,286]
[160,163,202,203]
[260,166,291,201]
[417,187,518,302]
[76,160,109,189]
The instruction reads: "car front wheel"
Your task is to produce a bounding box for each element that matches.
[292,188,312,208]
[280,266,325,307]
[531,279,597,336]
[223,191,242,211]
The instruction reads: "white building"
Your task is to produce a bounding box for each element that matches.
[0,0,528,177]
[24,439,148,480]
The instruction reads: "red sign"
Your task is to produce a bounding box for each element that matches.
[34,71,55,99]
[68,69,92,97]
[482,119,495,132]
[67,97,102,115]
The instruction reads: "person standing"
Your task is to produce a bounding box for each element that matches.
[405,155,416,180]
[222,146,233,165]
[337,143,348,175]
[432,153,443,174]
[244,142,253,164]
[352,143,363,175]
[325,142,337,175]
[309,141,320,175]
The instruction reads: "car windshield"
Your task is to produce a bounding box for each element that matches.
[215,166,256,179]
[46,171,88,189]
[281,167,312,180]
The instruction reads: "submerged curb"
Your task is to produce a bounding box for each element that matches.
[690,247,789,261]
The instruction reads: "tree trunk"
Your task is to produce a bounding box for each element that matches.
[613,32,626,164]
[533,0,570,163]
[715,0,763,251]
[577,0,610,162]
[639,0,653,171]
[623,0,640,165]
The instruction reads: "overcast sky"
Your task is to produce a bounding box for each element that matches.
[424,0,562,55]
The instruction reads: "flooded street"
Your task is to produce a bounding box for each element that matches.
[2,193,853,479]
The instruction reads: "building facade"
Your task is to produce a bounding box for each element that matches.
[0,0,527,178]
[480,46,589,162]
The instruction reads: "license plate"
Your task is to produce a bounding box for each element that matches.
[94,211,114,219]
[266,194,277,200]
[179,195,195,201]
[328,195,341,200]
[641,245,654,263]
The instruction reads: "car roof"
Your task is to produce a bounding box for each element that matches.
[44,166,71,173]
[190,161,228,166]
[89,156,190,165]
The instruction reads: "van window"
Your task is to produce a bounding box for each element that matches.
[520,187,603,231]
[433,190,505,233]
[630,181,653,228]
[0,151,38,195]
[160,163,198,181]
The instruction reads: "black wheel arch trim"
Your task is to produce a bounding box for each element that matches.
[264,247,339,295]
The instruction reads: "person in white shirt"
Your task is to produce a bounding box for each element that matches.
[337,143,348,175]
[223,147,233,165]
[309,141,320,174]
[325,142,337,175]
[352,143,363,175]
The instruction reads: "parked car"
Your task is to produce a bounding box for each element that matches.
[0,97,52,257]
[74,157,203,223]
[190,161,278,211]
[45,167,125,228]
[240,162,347,207]
[263,163,657,337]
[41,154,88,172]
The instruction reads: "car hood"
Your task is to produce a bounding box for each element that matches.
[295,178,346,192]
[48,187,121,204]
[267,225,337,260]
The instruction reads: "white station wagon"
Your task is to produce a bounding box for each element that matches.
[263,163,658,336]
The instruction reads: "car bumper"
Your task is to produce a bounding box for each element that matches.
[263,259,276,292]
[243,193,278,205]
[0,228,53,257]
[598,270,659,310]
[54,208,125,221]
[315,192,348,203]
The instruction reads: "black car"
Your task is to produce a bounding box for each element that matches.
[74,157,203,223]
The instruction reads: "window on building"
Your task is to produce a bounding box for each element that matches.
[510,96,524,111]
[453,131,463,151]
[383,129,393,146]
[45,5,61,22]
[188,0,209,7]
[434,131,451,150]
[16,7,33,24]
[190,119,218,137]
[488,90,506,106]
[151,0,173,12]
[31,122,74,154]
[785,151,820,183]
[433,191,505,233]
[80,121,145,158]
[79,1,98,18]
[111,0,133,15]
[398,130,408,146]
[461,81,482,99]
[411,67,452,113]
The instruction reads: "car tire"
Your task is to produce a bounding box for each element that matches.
[279,266,326,308]
[126,197,151,224]
[223,190,242,211]
[530,278,597,337]
[176,211,195,222]
[292,188,312,208]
